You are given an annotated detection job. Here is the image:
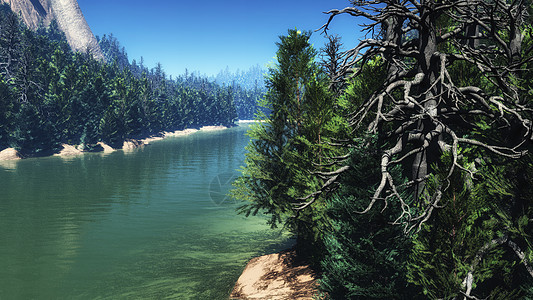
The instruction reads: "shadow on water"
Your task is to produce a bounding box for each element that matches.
[0,124,289,299]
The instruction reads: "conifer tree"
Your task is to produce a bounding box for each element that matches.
[11,102,57,155]
[0,4,242,154]
[318,57,421,299]
[407,153,533,298]
[320,135,418,299]
[232,29,335,251]
[0,77,13,148]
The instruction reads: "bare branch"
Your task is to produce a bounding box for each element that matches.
[508,239,533,278]
[462,234,509,299]
[308,0,533,231]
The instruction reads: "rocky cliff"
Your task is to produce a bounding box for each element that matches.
[1,0,104,60]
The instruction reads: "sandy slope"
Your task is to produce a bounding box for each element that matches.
[230,250,318,300]
[0,148,22,160]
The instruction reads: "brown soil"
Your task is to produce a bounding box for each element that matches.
[230,250,319,300]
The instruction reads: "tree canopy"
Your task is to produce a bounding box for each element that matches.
[233,0,533,298]
[0,4,261,156]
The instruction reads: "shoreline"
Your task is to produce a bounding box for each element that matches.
[230,249,318,300]
[0,125,229,161]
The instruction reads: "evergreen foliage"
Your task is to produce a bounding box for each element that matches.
[213,64,266,90]
[314,0,533,297]
[0,78,13,148]
[213,65,267,120]
[1,1,532,298]
[0,4,240,156]
[320,136,419,299]
[407,153,533,298]
[97,33,129,70]
[230,1,533,298]
[231,29,337,256]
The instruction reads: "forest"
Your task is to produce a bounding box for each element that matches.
[0,4,263,156]
[231,0,533,298]
[1,0,532,297]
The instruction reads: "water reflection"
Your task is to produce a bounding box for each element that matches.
[0,159,19,172]
[0,125,288,299]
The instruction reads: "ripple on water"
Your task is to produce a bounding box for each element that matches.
[0,125,289,299]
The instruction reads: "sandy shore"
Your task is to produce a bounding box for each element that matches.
[230,250,318,300]
[97,142,115,153]
[0,148,22,160]
[141,126,226,144]
[199,125,228,131]
[0,125,230,161]
[54,144,83,156]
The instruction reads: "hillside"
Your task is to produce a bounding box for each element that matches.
[1,0,103,59]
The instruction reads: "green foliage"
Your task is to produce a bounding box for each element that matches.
[232,29,338,257]
[0,2,531,297]
[11,102,58,155]
[320,136,419,299]
[339,56,387,112]
[317,29,532,297]
[230,84,265,120]
[213,65,267,120]
[407,153,533,299]
[0,5,240,155]
[318,57,421,298]
[0,77,14,148]
[98,33,129,70]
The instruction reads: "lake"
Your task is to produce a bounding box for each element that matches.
[0,124,290,299]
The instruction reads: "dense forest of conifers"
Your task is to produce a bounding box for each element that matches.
[0,4,263,156]
[2,0,532,298]
[231,0,533,298]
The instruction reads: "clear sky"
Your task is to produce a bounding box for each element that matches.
[76,0,363,77]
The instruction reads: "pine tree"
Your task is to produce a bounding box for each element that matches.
[0,77,13,148]
[318,57,420,299]
[0,2,244,155]
[320,135,418,299]
[231,29,335,252]
[11,102,57,156]
[407,153,533,299]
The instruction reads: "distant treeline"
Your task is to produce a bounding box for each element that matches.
[211,65,267,120]
[97,33,266,121]
[0,4,263,156]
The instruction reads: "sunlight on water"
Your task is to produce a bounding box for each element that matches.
[0,125,289,300]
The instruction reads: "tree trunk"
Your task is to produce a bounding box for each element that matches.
[412,3,439,198]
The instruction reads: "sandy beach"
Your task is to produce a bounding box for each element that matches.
[0,148,22,160]
[0,125,230,161]
[230,250,318,300]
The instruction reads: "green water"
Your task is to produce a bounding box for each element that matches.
[0,124,290,300]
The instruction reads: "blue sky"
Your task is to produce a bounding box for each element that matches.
[77,0,363,77]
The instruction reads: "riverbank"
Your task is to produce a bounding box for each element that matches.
[0,125,229,161]
[230,249,319,300]
[0,124,284,298]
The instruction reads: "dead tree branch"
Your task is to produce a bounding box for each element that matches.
[298,0,533,232]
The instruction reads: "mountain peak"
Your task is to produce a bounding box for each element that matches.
[1,0,104,60]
